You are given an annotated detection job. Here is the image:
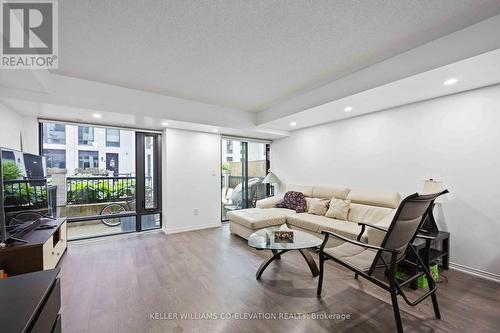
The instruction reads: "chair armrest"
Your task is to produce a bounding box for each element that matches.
[321,231,399,254]
[256,195,283,209]
[415,233,435,240]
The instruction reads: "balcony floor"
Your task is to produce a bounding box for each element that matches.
[67,220,133,240]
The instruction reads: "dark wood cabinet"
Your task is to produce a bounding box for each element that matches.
[0,268,61,333]
[0,218,67,277]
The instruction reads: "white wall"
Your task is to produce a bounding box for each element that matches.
[272,84,500,277]
[0,104,38,153]
[21,116,39,154]
[163,128,221,233]
[0,103,23,150]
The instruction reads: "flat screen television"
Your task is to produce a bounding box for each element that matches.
[0,148,49,243]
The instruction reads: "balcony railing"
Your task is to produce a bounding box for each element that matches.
[3,179,48,211]
[66,176,135,205]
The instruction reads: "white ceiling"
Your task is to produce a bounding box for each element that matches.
[53,0,500,111]
[4,45,500,140]
[263,49,500,131]
[2,3,500,140]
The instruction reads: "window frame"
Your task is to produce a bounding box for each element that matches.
[38,121,163,241]
[220,137,271,222]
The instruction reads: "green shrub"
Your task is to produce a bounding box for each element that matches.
[67,178,136,204]
[2,161,22,181]
[222,162,231,172]
[3,181,47,207]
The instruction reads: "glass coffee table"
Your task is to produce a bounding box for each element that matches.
[248,227,323,280]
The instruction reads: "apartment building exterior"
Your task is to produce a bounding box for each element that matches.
[42,123,136,176]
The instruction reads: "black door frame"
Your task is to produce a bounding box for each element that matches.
[135,132,162,231]
[38,121,163,240]
[220,137,271,222]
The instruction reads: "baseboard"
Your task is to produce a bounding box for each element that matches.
[449,262,500,283]
[163,223,221,235]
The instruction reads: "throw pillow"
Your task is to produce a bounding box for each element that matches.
[325,198,351,220]
[276,191,307,213]
[305,197,312,211]
[307,198,330,216]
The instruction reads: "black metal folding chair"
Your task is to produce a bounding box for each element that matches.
[317,191,448,333]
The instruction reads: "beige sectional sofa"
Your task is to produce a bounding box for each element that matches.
[228,184,401,247]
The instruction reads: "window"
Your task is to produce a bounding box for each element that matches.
[43,123,66,144]
[147,154,152,176]
[226,140,233,154]
[144,135,156,210]
[40,121,163,241]
[106,128,120,147]
[221,138,270,221]
[78,126,94,145]
[78,150,99,169]
[43,149,66,168]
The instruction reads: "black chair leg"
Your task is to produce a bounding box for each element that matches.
[430,292,441,319]
[388,254,404,333]
[354,273,358,279]
[390,286,404,333]
[317,253,324,296]
[426,274,441,319]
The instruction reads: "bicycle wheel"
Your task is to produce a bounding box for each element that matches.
[100,203,126,227]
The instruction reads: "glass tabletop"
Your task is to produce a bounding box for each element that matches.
[248,226,323,250]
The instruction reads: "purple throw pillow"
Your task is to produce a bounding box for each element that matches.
[276,191,307,213]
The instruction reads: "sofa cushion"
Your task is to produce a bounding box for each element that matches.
[227,208,296,230]
[287,213,333,233]
[347,203,394,224]
[366,211,394,245]
[287,184,314,197]
[287,213,366,242]
[256,195,284,209]
[347,188,401,209]
[325,198,351,220]
[312,186,350,200]
[276,191,307,213]
[307,198,330,215]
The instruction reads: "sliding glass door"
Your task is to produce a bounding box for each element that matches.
[40,121,162,240]
[221,138,270,221]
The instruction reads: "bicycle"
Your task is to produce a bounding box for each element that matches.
[99,192,154,227]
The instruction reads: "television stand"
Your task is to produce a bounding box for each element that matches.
[0,217,67,276]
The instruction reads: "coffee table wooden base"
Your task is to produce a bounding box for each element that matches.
[256,249,319,280]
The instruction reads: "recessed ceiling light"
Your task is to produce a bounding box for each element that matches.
[92,113,102,118]
[161,122,169,126]
[344,106,353,112]
[212,128,219,132]
[443,78,458,86]
[290,121,297,127]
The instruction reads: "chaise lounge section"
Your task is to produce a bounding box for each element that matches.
[228,184,401,247]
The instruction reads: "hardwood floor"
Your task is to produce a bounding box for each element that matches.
[58,225,500,333]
